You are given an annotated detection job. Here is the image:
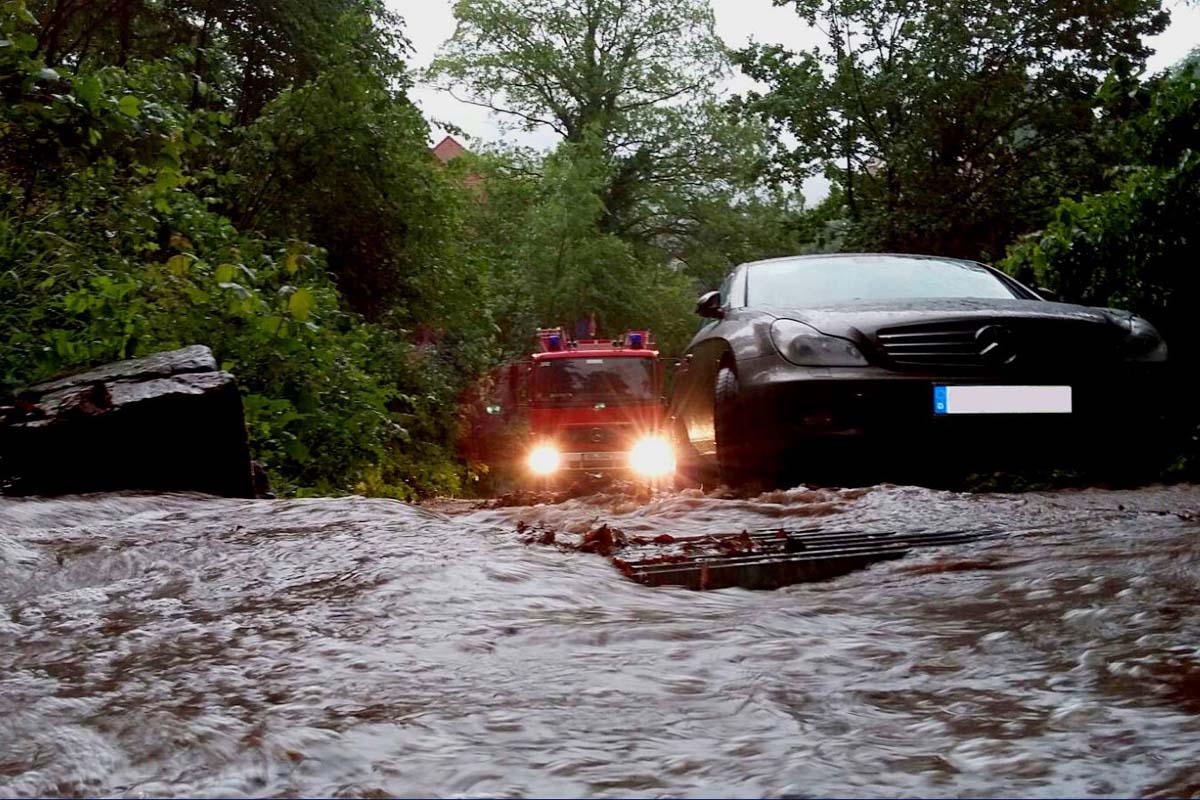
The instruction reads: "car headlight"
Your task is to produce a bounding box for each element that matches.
[1125,315,1168,362]
[527,444,561,475]
[628,436,675,478]
[770,319,868,367]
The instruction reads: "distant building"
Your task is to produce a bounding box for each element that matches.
[432,135,469,163]
[430,134,483,191]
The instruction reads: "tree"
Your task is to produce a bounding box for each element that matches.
[429,0,801,279]
[26,0,404,122]
[230,11,464,323]
[1001,66,1200,363]
[736,0,1169,260]
[460,137,700,356]
[1,0,487,497]
[429,0,723,144]
[999,64,1200,474]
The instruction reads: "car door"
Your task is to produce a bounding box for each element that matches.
[672,268,748,457]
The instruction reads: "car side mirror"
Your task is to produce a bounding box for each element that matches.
[1034,286,1060,302]
[695,291,724,319]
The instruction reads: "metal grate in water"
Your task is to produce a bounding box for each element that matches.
[615,526,1007,590]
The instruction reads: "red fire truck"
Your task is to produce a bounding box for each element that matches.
[523,327,675,483]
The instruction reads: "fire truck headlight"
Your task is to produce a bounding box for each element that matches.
[629,437,675,478]
[527,444,561,476]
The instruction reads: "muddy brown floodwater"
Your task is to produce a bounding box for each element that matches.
[2,484,1200,798]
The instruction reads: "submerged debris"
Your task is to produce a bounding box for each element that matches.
[579,523,627,557]
[517,521,1005,590]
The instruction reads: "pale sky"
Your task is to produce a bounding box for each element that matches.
[394,0,1200,204]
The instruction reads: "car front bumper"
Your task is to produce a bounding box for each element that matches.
[734,355,1171,456]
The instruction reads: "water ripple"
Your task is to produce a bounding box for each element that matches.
[1,485,1198,797]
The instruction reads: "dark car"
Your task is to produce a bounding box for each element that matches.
[669,253,1169,485]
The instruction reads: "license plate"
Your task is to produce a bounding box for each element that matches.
[933,385,1072,415]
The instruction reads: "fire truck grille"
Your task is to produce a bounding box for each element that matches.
[561,424,637,448]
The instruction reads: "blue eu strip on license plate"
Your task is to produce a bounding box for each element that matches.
[933,385,1073,415]
[933,385,949,414]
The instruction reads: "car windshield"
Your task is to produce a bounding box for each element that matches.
[533,357,654,406]
[745,255,1024,306]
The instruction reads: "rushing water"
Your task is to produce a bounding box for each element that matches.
[2,484,1199,798]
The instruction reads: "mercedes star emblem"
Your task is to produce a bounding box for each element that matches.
[974,324,1017,366]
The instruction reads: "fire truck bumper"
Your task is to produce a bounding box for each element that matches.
[560,451,630,472]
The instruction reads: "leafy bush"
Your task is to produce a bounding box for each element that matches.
[1001,67,1200,474]
[1001,68,1200,359]
[1,2,468,497]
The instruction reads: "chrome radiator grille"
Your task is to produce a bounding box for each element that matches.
[875,319,1119,370]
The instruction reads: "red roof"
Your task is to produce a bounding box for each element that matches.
[431,135,469,163]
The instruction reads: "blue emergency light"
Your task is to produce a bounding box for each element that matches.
[548,334,562,351]
[628,332,644,349]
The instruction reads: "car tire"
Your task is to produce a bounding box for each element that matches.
[714,365,753,487]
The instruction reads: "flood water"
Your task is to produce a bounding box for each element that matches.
[2,484,1199,798]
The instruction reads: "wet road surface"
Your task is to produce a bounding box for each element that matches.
[2,484,1199,797]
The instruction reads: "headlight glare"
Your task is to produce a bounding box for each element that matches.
[527,444,561,475]
[628,436,675,478]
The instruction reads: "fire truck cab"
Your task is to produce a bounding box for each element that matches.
[524,327,674,483]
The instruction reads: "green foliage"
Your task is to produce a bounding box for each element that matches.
[9,0,1191,495]
[461,135,703,357]
[0,0,470,498]
[25,0,409,123]
[1001,69,1200,358]
[428,0,808,374]
[736,0,1169,261]
[431,0,805,299]
[429,0,725,143]
[1000,68,1200,473]
[230,18,465,322]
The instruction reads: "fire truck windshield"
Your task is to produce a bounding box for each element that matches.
[533,357,655,406]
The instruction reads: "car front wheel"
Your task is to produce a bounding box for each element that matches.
[714,365,757,487]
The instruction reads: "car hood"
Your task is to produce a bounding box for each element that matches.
[759,298,1130,338]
